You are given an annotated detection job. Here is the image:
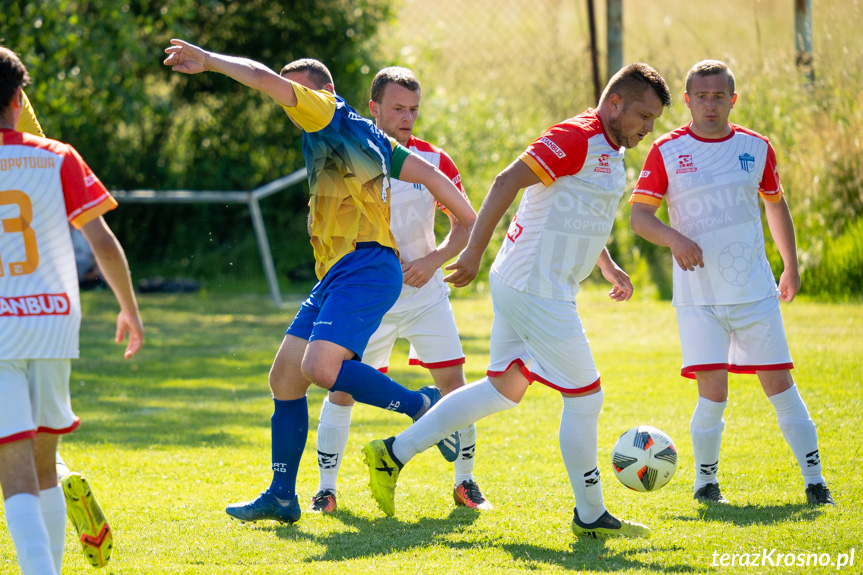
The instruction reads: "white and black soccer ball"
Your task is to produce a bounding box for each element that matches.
[611,425,678,492]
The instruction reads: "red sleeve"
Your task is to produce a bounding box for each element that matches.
[435,149,468,213]
[60,143,117,228]
[629,142,668,207]
[758,141,782,201]
[519,123,588,186]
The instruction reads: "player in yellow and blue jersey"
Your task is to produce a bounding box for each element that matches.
[163,39,476,524]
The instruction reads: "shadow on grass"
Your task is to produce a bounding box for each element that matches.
[501,539,696,573]
[263,506,481,561]
[253,508,696,572]
[671,502,823,526]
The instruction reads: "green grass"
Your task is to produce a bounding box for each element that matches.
[1,286,860,573]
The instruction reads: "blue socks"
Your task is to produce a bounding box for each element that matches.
[267,397,308,501]
[330,360,424,417]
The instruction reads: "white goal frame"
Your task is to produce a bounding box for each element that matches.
[112,168,308,307]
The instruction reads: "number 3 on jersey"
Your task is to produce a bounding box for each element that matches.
[0,190,39,277]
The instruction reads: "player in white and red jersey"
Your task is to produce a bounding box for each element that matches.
[14,90,118,569]
[0,47,143,575]
[630,60,833,506]
[311,67,490,514]
[363,64,672,539]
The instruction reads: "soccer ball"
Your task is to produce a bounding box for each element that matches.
[611,425,678,492]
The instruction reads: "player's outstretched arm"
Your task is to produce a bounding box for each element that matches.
[596,249,633,302]
[764,196,801,302]
[444,158,540,287]
[163,39,298,108]
[630,202,704,271]
[80,217,144,359]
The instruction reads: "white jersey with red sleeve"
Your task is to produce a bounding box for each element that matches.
[0,129,118,359]
[386,135,468,313]
[490,109,625,302]
[631,123,782,306]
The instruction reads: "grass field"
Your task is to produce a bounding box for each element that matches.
[1,286,860,574]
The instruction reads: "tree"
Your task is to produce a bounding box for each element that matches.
[1,0,398,281]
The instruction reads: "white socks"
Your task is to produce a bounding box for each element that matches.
[453,423,477,486]
[55,453,70,479]
[691,396,727,491]
[4,492,58,575]
[40,486,66,573]
[769,385,825,487]
[317,395,481,491]
[316,397,353,494]
[393,378,516,465]
[560,391,605,524]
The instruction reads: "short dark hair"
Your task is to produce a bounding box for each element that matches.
[602,62,672,109]
[279,58,333,89]
[370,67,420,103]
[0,46,30,116]
[685,59,735,95]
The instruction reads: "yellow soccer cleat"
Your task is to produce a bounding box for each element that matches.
[362,437,402,517]
[61,472,112,568]
[571,510,651,540]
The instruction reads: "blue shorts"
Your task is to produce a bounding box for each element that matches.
[286,243,402,360]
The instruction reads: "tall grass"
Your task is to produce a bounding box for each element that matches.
[377,0,863,299]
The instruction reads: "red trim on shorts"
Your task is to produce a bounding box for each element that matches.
[731,362,795,375]
[487,359,600,393]
[487,359,531,380]
[0,418,79,445]
[0,429,37,445]
[408,357,466,369]
[36,418,80,435]
[532,372,601,394]
[681,363,729,379]
[682,362,794,379]
[378,366,389,374]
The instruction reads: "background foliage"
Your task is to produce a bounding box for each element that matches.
[1,0,397,282]
[2,0,861,298]
[377,0,863,300]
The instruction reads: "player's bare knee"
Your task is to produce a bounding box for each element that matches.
[759,369,795,397]
[300,359,338,390]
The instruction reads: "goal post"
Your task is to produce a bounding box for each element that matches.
[111,168,308,307]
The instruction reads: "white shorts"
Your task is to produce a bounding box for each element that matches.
[362,296,465,372]
[0,359,79,444]
[676,297,793,379]
[487,274,600,393]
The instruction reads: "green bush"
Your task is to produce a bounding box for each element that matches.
[2,0,398,285]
